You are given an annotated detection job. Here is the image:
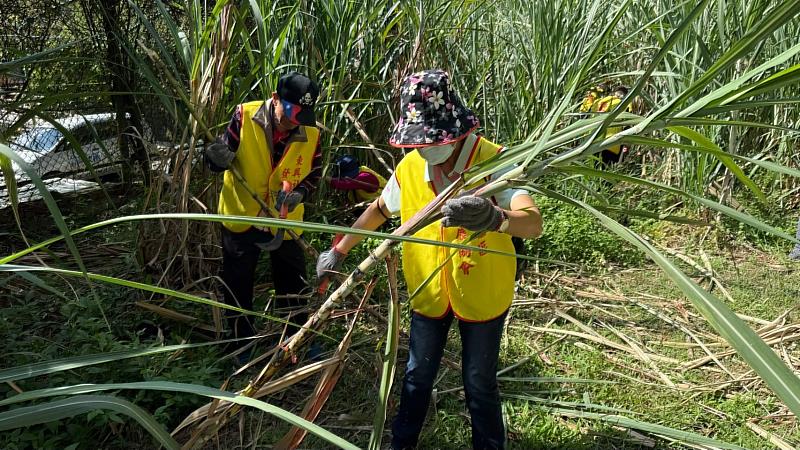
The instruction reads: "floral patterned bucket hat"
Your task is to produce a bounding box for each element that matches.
[389,69,480,148]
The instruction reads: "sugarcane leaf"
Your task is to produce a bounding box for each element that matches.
[368,257,401,450]
[590,0,712,138]
[675,41,800,117]
[0,144,110,329]
[0,263,301,332]
[546,406,746,449]
[666,1,800,115]
[0,214,537,266]
[695,98,800,116]
[10,271,68,301]
[554,166,797,244]
[664,117,800,134]
[722,63,800,105]
[0,382,358,450]
[531,186,800,417]
[0,151,21,231]
[0,395,179,450]
[668,125,766,203]
[624,135,800,179]
[0,339,247,383]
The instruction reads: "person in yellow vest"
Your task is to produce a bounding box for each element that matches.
[204,72,322,357]
[328,154,387,204]
[316,69,542,449]
[592,85,631,167]
[579,82,610,115]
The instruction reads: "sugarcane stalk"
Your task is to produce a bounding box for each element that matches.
[187,177,466,446]
[275,278,376,449]
[368,254,401,450]
[251,175,465,379]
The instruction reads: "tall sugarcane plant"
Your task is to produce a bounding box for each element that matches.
[2,0,800,448]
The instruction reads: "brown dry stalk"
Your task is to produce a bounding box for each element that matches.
[135,301,217,333]
[631,299,734,378]
[597,319,675,387]
[745,421,796,450]
[274,278,375,449]
[184,174,467,446]
[532,326,680,365]
[5,381,23,394]
[681,327,800,371]
[173,357,342,435]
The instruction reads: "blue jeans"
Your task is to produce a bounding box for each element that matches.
[391,310,507,450]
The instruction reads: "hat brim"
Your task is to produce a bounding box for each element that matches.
[296,108,316,126]
[389,122,479,148]
[388,92,480,148]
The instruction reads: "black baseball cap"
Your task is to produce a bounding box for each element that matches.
[277,71,319,126]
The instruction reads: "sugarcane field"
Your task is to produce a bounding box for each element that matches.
[3,1,800,449]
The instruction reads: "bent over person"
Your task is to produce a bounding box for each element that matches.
[204,72,322,358]
[328,154,387,204]
[316,69,542,449]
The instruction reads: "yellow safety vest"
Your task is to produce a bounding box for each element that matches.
[397,136,516,322]
[592,95,630,155]
[218,101,320,235]
[591,95,621,113]
[579,91,599,113]
[352,166,387,202]
[579,86,608,113]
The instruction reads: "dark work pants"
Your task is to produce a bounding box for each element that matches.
[512,237,526,281]
[391,310,508,450]
[220,226,308,342]
[599,148,623,167]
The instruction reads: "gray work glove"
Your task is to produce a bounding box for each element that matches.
[316,248,346,280]
[275,190,303,213]
[204,140,236,172]
[441,196,503,232]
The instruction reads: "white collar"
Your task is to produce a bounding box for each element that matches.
[423,133,479,182]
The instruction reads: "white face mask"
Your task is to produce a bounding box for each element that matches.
[418,143,456,165]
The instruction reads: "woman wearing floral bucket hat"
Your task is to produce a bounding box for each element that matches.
[316,69,542,449]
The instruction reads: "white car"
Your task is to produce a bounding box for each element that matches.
[8,113,135,181]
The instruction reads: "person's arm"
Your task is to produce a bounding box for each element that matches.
[205,106,243,172]
[329,172,380,192]
[484,164,542,238]
[334,197,392,254]
[316,196,393,281]
[223,105,242,151]
[441,191,542,238]
[504,194,542,239]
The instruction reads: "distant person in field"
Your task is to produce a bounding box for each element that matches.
[592,85,632,167]
[790,218,800,260]
[316,69,542,449]
[328,154,386,205]
[203,71,321,362]
[579,82,610,116]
